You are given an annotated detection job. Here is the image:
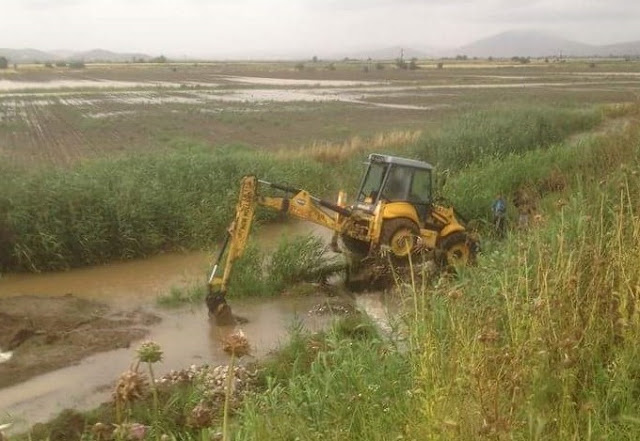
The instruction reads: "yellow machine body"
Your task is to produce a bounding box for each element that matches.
[207,153,478,322]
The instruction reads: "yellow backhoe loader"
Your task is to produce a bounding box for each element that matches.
[207,153,478,324]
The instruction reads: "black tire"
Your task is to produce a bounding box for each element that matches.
[438,232,476,267]
[380,218,420,260]
[341,234,371,256]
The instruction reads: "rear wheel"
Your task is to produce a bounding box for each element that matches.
[438,232,476,267]
[380,218,420,259]
[341,234,370,256]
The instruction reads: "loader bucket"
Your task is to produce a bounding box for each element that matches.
[206,290,236,326]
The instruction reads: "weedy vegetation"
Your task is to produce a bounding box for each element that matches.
[156,284,208,308]
[227,234,343,298]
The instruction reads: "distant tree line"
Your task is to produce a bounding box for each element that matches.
[395,57,419,70]
[132,55,167,63]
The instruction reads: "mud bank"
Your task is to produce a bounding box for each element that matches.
[0,295,159,389]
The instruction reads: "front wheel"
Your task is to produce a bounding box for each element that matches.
[380,218,420,260]
[438,232,477,267]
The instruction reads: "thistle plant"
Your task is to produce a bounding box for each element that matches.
[113,363,149,426]
[221,330,251,441]
[137,341,164,438]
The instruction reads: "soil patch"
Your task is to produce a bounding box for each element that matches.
[0,294,159,389]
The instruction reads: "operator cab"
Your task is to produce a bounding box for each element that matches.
[356,153,433,215]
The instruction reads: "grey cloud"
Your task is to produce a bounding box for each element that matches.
[486,5,640,23]
[1,0,639,55]
[11,0,84,9]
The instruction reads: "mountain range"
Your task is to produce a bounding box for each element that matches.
[450,30,640,58]
[1,30,640,62]
[0,48,151,63]
[341,31,640,60]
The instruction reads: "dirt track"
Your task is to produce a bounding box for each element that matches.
[0,294,159,389]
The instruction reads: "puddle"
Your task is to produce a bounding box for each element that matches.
[218,75,384,87]
[569,72,640,77]
[359,102,451,111]
[86,110,138,119]
[0,79,159,92]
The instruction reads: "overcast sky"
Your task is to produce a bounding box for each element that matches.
[3,0,640,57]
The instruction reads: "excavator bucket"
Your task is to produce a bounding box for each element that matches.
[206,289,236,326]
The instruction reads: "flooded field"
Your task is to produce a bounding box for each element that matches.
[2,63,639,165]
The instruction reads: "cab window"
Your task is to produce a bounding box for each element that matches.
[357,163,387,202]
[408,169,432,204]
[381,166,412,201]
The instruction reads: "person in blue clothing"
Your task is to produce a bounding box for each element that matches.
[492,193,507,236]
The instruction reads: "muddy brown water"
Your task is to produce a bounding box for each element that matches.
[1,296,366,433]
[0,221,394,433]
[0,222,329,308]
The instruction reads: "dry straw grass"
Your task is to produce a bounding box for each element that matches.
[285,130,422,164]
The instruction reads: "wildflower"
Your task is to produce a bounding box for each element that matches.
[188,401,214,428]
[554,198,568,209]
[222,329,250,357]
[0,350,12,364]
[446,289,463,300]
[91,422,113,440]
[114,365,148,403]
[113,423,148,441]
[137,341,163,364]
[128,423,147,440]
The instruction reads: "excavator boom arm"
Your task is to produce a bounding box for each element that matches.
[207,175,349,304]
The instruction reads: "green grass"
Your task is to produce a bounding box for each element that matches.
[405,174,640,440]
[409,104,602,172]
[444,110,640,221]
[0,145,339,272]
[226,111,640,441]
[227,234,344,298]
[235,315,411,441]
[156,284,207,308]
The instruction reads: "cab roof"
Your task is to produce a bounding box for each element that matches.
[367,153,434,171]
